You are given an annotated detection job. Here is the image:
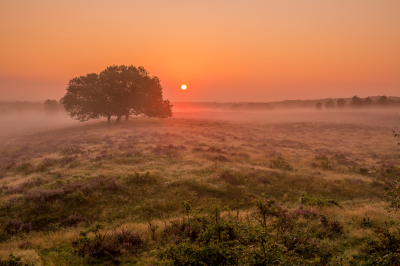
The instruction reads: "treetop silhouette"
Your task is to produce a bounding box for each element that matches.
[62,65,172,124]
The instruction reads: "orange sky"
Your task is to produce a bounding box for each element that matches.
[0,0,399,102]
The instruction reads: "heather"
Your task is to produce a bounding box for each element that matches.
[0,114,399,265]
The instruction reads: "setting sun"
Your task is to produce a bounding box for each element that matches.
[181,85,187,90]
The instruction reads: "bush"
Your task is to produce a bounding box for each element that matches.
[212,155,229,162]
[0,254,28,266]
[72,224,143,261]
[320,160,334,170]
[16,163,34,175]
[270,157,294,171]
[360,225,400,265]
[299,194,340,207]
[158,199,333,265]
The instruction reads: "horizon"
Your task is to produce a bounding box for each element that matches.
[1,0,399,102]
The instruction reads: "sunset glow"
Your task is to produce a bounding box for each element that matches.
[0,1,399,102]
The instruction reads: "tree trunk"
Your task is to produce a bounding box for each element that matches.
[125,114,129,121]
[107,116,111,125]
[116,115,122,124]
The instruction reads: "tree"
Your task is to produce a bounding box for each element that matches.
[44,99,60,114]
[62,66,172,124]
[336,98,346,108]
[325,100,335,109]
[378,95,389,106]
[364,97,373,107]
[315,102,322,110]
[350,95,363,107]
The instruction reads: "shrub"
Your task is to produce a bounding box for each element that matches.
[319,215,344,237]
[315,155,328,161]
[292,205,318,219]
[62,215,84,227]
[6,179,44,195]
[207,146,223,153]
[270,157,294,171]
[219,171,244,185]
[320,160,334,170]
[5,219,32,235]
[35,164,48,172]
[5,219,23,234]
[299,194,340,207]
[16,163,34,175]
[17,242,31,249]
[158,199,333,265]
[361,225,400,264]
[72,224,143,260]
[60,147,83,156]
[358,167,369,175]
[125,171,158,186]
[0,254,28,266]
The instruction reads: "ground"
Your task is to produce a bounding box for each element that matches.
[0,110,399,265]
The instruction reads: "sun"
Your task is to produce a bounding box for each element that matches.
[181,84,187,90]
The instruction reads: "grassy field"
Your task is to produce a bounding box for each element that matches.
[0,111,399,265]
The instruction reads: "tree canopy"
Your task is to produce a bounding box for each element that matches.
[44,99,60,114]
[62,65,172,124]
[325,100,335,109]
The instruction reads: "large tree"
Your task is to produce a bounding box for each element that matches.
[62,66,172,124]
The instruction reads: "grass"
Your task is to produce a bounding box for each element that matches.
[0,116,399,264]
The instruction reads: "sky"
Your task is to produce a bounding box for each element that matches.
[0,0,399,102]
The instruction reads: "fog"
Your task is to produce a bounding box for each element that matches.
[0,113,80,138]
[1,108,399,140]
[173,108,400,127]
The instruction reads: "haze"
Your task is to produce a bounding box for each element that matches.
[1,0,399,102]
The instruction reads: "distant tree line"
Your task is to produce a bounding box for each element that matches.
[315,95,400,110]
[231,102,274,110]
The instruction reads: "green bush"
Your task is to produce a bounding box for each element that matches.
[158,199,333,265]
[299,193,340,207]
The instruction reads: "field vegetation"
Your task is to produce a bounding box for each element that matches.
[0,112,399,265]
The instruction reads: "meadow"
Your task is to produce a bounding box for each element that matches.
[0,110,399,265]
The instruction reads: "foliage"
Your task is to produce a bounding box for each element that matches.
[360,224,400,265]
[158,199,333,265]
[384,131,400,212]
[325,100,335,109]
[299,193,340,207]
[336,98,346,107]
[320,160,334,170]
[72,223,143,261]
[0,254,28,266]
[231,102,274,110]
[62,65,172,124]
[44,99,60,114]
